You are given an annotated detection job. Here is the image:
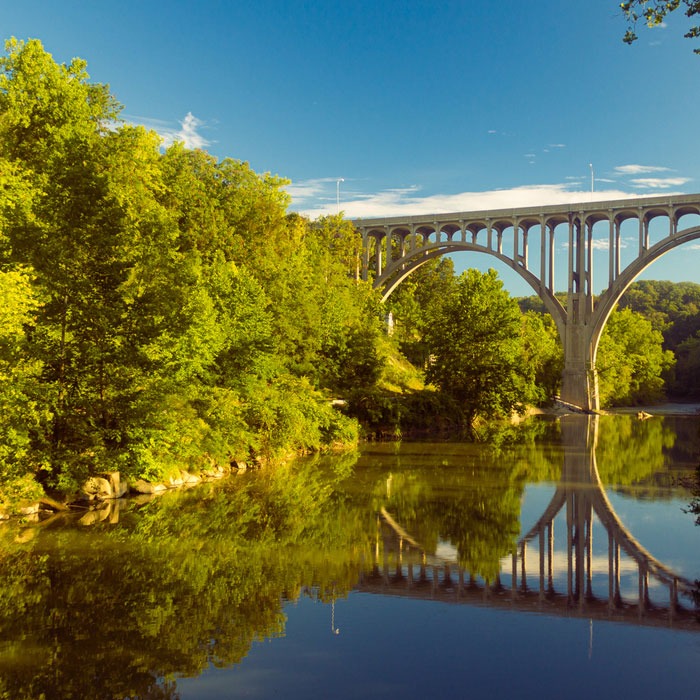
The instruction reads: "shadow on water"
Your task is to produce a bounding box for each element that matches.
[0,414,698,698]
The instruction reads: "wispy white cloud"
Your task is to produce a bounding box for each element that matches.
[126,112,212,149]
[537,143,565,155]
[614,164,672,175]
[561,235,630,253]
[612,164,691,189]
[285,177,338,203]
[161,112,211,149]
[631,177,691,188]
[293,182,652,219]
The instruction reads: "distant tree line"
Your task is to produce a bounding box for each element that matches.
[519,279,700,406]
[616,280,700,399]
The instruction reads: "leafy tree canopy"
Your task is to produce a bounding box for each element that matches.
[0,37,381,500]
[422,268,536,429]
[596,307,675,406]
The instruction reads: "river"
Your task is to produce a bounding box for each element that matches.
[1,413,699,699]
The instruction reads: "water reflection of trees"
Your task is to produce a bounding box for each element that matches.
[595,414,700,504]
[0,415,697,698]
[356,419,563,582]
[595,414,676,487]
[0,455,365,700]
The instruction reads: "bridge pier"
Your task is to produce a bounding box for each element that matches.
[560,328,599,412]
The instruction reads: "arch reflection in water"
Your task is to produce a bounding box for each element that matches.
[359,416,698,632]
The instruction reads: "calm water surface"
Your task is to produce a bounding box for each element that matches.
[1,414,699,699]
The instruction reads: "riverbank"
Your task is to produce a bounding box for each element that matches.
[0,463,244,523]
[605,402,700,416]
[528,400,700,418]
[4,402,699,522]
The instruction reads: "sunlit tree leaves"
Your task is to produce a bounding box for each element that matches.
[422,268,535,429]
[596,307,675,407]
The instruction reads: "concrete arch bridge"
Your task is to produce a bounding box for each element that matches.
[352,194,700,411]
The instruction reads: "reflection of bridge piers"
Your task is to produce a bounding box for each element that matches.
[517,416,694,622]
[358,416,698,631]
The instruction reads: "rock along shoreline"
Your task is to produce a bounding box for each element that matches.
[0,461,252,524]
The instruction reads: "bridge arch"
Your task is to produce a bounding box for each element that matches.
[355,194,700,411]
[588,225,700,367]
[377,242,567,336]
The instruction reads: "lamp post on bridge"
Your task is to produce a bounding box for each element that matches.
[336,178,344,215]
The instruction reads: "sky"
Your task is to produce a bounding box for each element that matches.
[3,0,700,295]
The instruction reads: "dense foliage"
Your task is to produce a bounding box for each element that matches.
[421,269,537,429]
[617,280,700,398]
[382,262,563,435]
[596,307,676,406]
[0,38,382,505]
[517,279,700,407]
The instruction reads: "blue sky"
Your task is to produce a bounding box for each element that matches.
[4,0,700,295]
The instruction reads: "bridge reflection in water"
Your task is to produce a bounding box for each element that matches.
[357,416,699,632]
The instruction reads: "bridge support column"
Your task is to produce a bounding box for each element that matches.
[560,313,600,412]
[560,214,599,412]
[560,357,599,412]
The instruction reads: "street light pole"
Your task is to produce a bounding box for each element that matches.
[589,163,594,195]
[336,178,344,215]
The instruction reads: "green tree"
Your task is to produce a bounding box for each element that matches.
[0,268,47,510]
[387,257,456,368]
[422,268,534,429]
[596,307,675,407]
[291,214,383,391]
[0,37,135,486]
[0,37,378,501]
[617,280,700,398]
[673,331,700,398]
[520,310,564,405]
[621,1,700,53]
[618,280,700,345]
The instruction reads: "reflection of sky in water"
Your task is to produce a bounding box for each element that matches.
[177,593,700,700]
[604,492,700,579]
